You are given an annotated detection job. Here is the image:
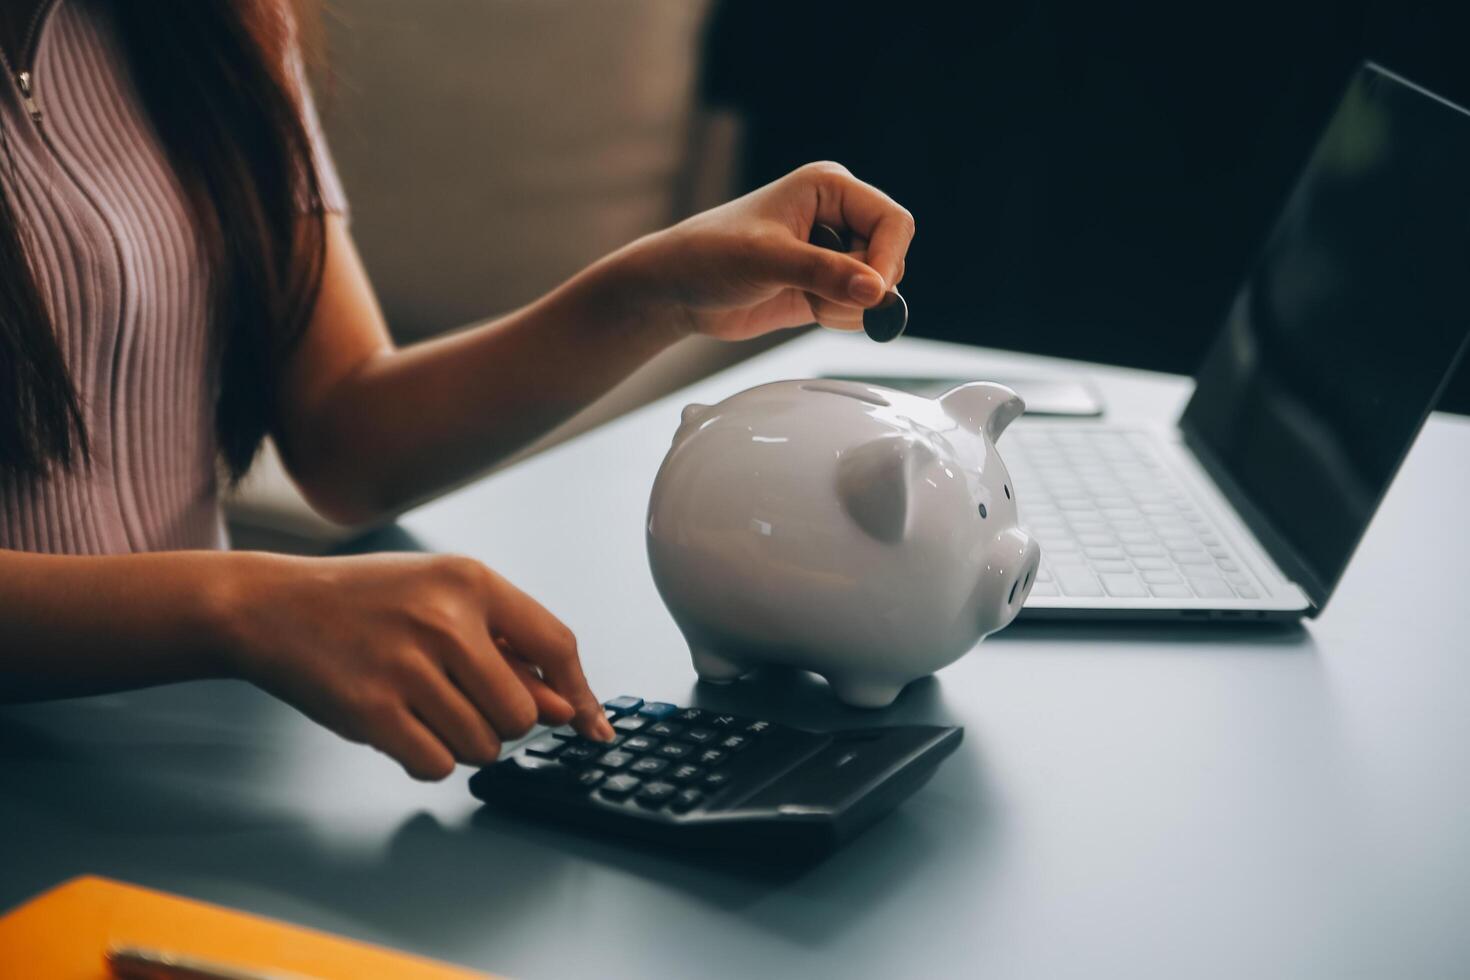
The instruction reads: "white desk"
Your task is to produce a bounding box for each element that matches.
[3,332,1468,978]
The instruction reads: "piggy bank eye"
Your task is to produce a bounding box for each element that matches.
[978,503,988,519]
[1004,484,1011,500]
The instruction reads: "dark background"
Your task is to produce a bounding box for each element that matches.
[701,0,1470,412]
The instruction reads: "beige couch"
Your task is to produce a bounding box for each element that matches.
[228,0,794,550]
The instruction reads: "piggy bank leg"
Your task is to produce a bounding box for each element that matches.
[690,645,750,684]
[825,674,906,709]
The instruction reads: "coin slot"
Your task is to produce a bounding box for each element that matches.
[799,381,891,406]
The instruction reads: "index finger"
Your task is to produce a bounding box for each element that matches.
[803,164,915,292]
[481,571,613,740]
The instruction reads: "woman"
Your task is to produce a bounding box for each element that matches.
[0,0,913,780]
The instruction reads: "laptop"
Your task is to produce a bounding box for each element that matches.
[1011,62,1470,620]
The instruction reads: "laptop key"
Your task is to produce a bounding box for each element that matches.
[1149,583,1194,598]
[1100,573,1149,597]
[1056,566,1104,597]
[1141,569,1182,584]
[1184,572,1234,598]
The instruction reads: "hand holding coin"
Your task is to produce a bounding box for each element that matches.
[808,222,908,343]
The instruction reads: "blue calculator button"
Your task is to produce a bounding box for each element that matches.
[603,696,644,714]
[637,701,678,720]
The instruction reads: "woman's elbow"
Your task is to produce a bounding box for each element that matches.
[274,451,397,529]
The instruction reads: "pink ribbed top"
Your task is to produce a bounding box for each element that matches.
[0,0,344,554]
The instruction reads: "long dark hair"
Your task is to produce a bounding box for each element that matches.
[0,0,326,481]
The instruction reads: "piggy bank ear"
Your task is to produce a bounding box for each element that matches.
[837,435,935,543]
[939,382,1026,441]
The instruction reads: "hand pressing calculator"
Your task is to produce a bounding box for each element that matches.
[469,696,962,856]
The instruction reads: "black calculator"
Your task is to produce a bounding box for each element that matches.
[468,696,962,855]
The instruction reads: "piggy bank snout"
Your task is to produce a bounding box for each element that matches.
[987,527,1042,629]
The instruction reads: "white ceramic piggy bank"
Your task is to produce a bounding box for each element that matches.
[646,378,1041,708]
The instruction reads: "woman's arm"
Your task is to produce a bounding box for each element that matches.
[274,162,914,524]
[0,550,236,700]
[272,220,688,523]
[0,548,614,779]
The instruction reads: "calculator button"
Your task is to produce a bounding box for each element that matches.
[680,728,717,745]
[523,735,565,758]
[612,715,649,733]
[637,702,678,720]
[549,725,578,739]
[697,749,727,767]
[647,722,683,738]
[630,757,670,776]
[656,742,692,760]
[636,781,678,807]
[670,788,703,813]
[709,715,742,729]
[603,696,644,714]
[674,708,705,723]
[599,773,641,798]
[702,771,732,790]
[577,767,607,788]
[511,757,567,779]
[718,735,751,752]
[667,764,703,784]
[568,735,620,751]
[744,720,772,735]
[598,750,635,770]
[559,743,601,764]
[621,735,659,754]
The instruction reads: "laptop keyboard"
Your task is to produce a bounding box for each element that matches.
[1005,428,1262,601]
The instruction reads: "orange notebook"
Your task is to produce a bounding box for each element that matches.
[0,876,493,979]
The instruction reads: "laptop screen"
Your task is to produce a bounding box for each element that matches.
[1180,63,1470,609]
